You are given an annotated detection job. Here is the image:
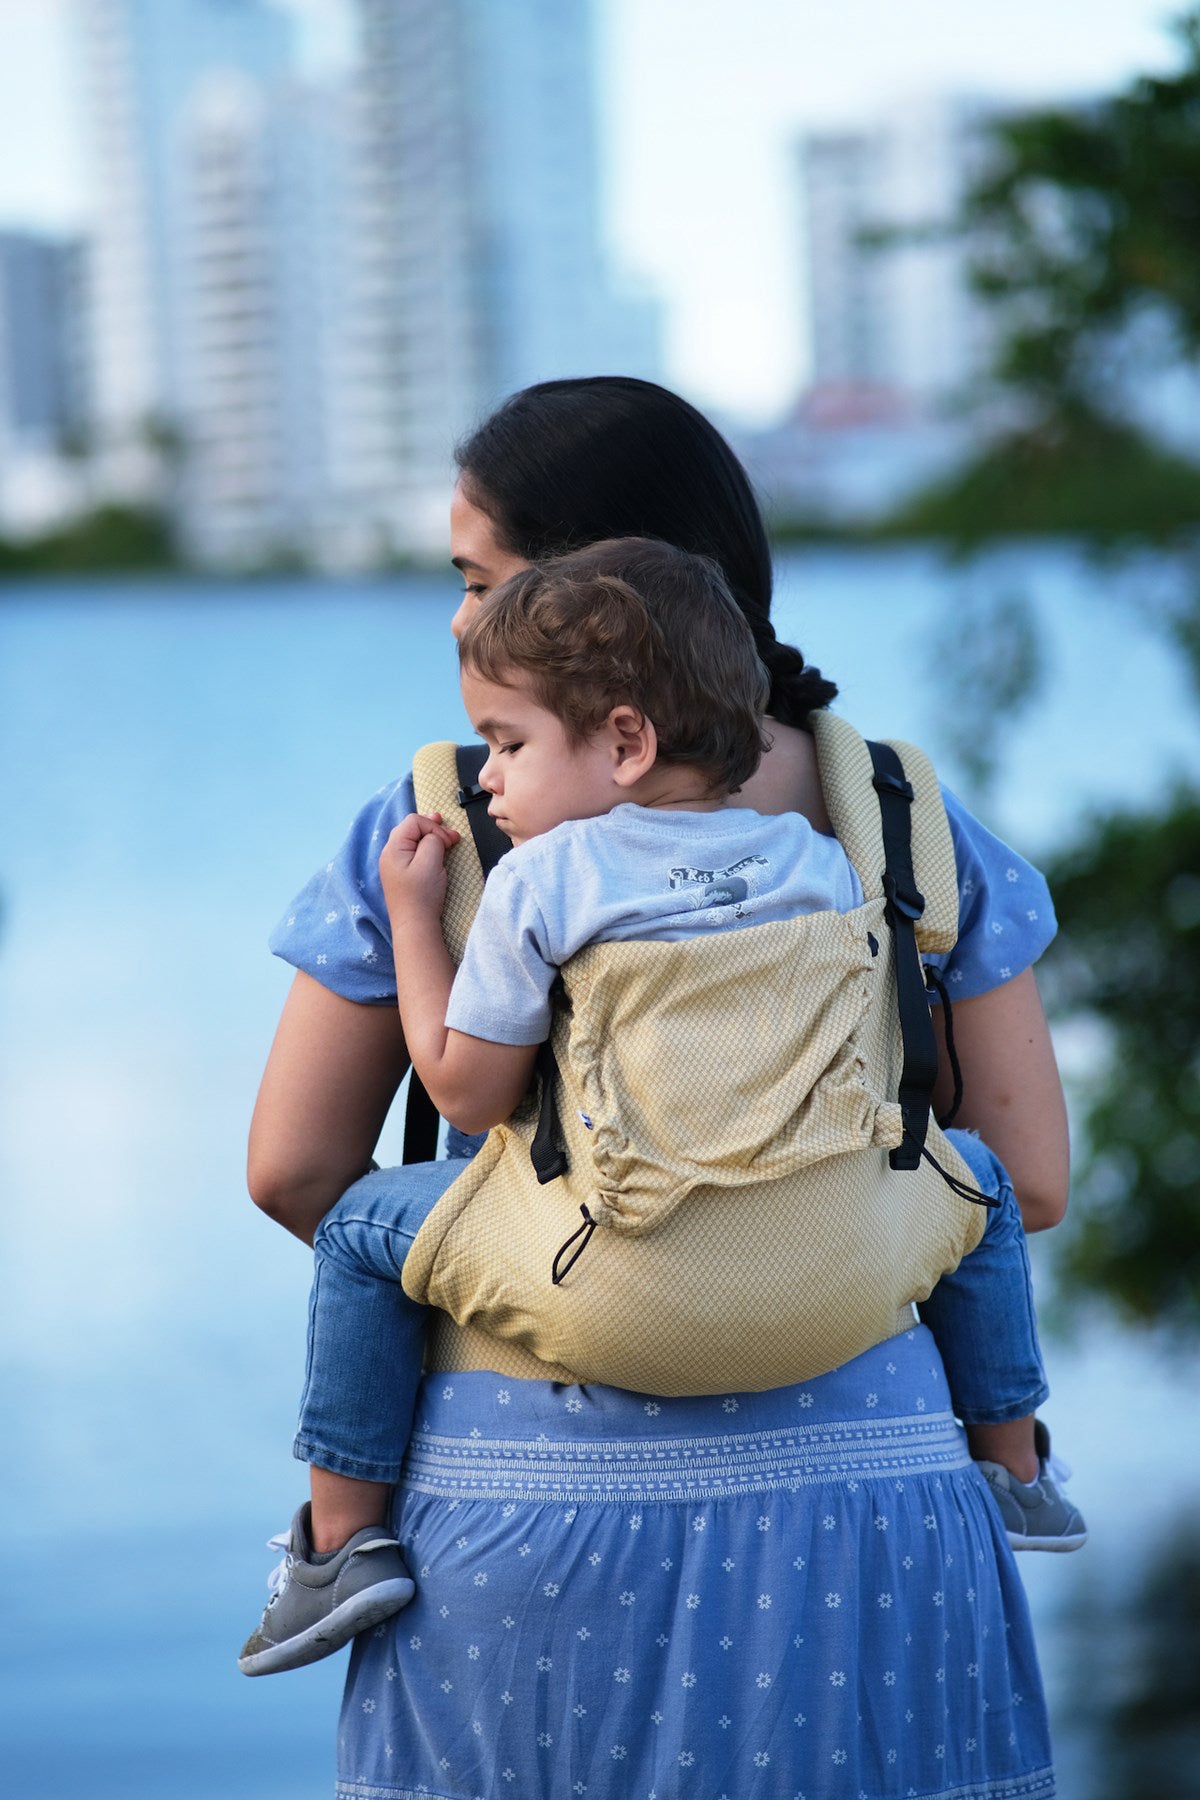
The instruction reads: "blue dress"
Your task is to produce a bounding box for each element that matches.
[337,1332,1053,1799]
[275,764,1059,1800]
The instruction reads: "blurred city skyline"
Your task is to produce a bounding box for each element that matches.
[0,0,1180,421]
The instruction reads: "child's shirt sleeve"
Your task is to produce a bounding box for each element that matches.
[927,785,1058,999]
[268,775,414,1004]
[445,861,559,1046]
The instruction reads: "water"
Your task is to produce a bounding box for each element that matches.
[2,548,1197,1798]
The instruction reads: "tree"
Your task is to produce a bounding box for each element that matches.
[887,8,1200,550]
[893,11,1200,1332]
[1041,792,1200,1336]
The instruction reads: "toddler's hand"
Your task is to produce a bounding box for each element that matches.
[380,812,461,915]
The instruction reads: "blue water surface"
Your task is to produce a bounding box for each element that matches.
[1,549,1197,1798]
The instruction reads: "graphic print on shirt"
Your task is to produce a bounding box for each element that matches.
[667,854,770,920]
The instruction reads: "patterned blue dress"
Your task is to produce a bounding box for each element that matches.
[337,1332,1053,1799]
[275,764,1059,1800]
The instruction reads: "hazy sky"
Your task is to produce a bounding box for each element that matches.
[0,0,1182,421]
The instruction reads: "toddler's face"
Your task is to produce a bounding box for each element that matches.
[461,668,620,846]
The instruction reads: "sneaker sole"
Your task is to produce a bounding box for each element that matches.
[1008,1530,1088,1552]
[238,1576,415,1676]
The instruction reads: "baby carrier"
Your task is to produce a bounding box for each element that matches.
[402,711,987,1395]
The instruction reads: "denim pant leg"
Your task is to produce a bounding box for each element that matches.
[293,1159,464,1483]
[916,1129,1050,1425]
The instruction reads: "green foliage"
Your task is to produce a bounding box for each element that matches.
[877,11,1200,1338]
[885,415,1200,551]
[965,11,1200,413]
[1057,1516,1200,1797]
[1042,789,1200,1335]
[1106,1526,1200,1799]
[0,505,178,576]
[882,8,1200,547]
[933,589,1043,795]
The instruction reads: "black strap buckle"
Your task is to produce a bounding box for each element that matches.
[871,769,914,803]
[457,781,489,807]
[882,868,926,923]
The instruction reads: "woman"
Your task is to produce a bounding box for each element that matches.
[251,377,1065,1798]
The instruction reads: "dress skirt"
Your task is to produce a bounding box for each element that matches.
[337,1325,1054,1800]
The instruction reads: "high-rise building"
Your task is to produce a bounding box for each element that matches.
[352,0,661,551]
[76,0,329,558]
[174,69,355,563]
[0,230,90,534]
[798,98,995,415]
[73,0,660,563]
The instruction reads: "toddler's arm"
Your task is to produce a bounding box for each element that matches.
[380,814,539,1135]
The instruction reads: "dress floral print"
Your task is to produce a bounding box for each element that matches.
[337,1334,1053,1799]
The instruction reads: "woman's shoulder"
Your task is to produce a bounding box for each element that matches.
[933,782,1057,995]
[268,771,417,1003]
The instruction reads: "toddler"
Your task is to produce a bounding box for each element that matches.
[239,538,1083,1677]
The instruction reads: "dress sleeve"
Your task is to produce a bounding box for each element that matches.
[925,785,1058,1001]
[268,774,415,1004]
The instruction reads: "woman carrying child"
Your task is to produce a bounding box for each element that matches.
[248,377,1071,1798]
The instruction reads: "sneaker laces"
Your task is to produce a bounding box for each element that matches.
[265,1530,293,1604]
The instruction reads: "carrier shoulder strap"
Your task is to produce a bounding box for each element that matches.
[404,741,511,1162]
[866,739,938,1169]
[811,711,959,1171]
[810,711,959,952]
[452,743,512,882]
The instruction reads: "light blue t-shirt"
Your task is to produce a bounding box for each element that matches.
[270,768,1057,1006]
[443,803,864,1047]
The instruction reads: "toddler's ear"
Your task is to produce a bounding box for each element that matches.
[608,704,657,786]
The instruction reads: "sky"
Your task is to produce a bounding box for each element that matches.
[0,0,1183,422]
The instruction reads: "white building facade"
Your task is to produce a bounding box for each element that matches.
[75,0,356,563]
[72,0,660,564]
[0,230,91,536]
[746,97,998,525]
[799,97,996,416]
[351,0,661,553]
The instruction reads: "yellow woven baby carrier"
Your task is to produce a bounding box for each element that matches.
[404,711,986,1394]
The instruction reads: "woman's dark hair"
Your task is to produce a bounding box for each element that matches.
[455,376,837,728]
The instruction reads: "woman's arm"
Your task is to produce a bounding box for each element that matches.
[248,972,412,1245]
[931,966,1069,1232]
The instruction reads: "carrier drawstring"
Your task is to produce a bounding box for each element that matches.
[551,1204,598,1284]
[923,965,964,1129]
[910,1139,999,1208]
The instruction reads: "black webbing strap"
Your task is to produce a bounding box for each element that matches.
[402,1070,441,1164]
[867,741,939,1171]
[453,742,513,879]
[530,1031,568,1185]
[401,743,511,1164]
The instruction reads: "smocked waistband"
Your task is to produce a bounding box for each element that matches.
[402,1409,969,1504]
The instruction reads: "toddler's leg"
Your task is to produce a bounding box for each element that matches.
[919,1131,1085,1551]
[239,1159,464,1675]
[917,1130,1049,1434]
[294,1159,463,1496]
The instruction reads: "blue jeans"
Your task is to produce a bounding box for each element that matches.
[292,1128,1048,1482]
[918,1128,1050,1424]
[292,1159,465,1483]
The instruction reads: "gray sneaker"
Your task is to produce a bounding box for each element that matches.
[238,1502,415,1676]
[977,1429,1088,1553]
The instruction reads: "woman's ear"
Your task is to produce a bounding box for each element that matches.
[607,704,657,787]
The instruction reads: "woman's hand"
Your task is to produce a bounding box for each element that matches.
[380,813,460,918]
